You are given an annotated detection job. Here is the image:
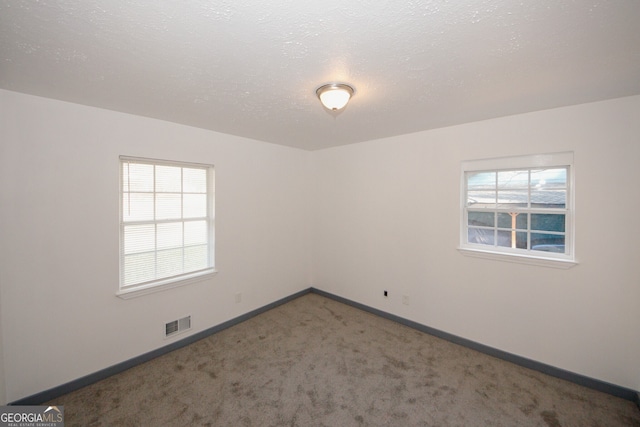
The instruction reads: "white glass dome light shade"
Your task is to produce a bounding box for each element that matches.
[316,83,354,111]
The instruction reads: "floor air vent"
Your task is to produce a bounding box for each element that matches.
[165,316,191,338]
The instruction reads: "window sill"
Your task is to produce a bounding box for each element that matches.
[457,247,577,269]
[116,269,218,300]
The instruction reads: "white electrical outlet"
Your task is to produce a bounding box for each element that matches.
[402,295,409,305]
[235,293,242,303]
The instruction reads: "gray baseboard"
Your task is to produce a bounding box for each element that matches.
[10,286,638,405]
[10,288,311,405]
[310,287,639,403]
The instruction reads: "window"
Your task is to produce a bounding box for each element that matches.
[119,156,215,297]
[460,152,575,268]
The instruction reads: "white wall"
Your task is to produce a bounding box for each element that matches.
[311,95,640,391]
[0,89,312,403]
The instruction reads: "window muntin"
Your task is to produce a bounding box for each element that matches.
[120,157,215,292]
[461,153,573,262]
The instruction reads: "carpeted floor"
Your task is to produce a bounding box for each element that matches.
[48,293,640,426]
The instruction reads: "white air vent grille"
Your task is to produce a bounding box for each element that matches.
[165,316,191,338]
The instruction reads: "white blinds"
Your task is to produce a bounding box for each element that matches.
[120,157,214,289]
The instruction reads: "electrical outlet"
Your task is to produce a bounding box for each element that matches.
[402,295,409,305]
[383,290,388,297]
[235,293,242,303]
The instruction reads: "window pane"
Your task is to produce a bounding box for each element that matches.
[468,211,494,227]
[497,170,528,189]
[496,230,528,249]
[531,189,566,208]
[468,227,494,245]
[156,194,182,220]
[497,212,527,229]
[496,230,513,248]
[124,224,155,254]
[184,194,207,218]
[467,190,495,207]
[124,252,155,285]
[185,220,207,246]
[123,193,154,222]
[126,163,154,192]
[531,168,566,189]
[497,190,528,208]
[531,233,565,252]
[184,245,208,271]
[157,222,182,250]
[156,165,182,192]
[184,168,207,193]
[157,248,184,277]
[531,214,565,232]
[467,171,495,191]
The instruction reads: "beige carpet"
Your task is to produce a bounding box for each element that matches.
[48,293,639,426]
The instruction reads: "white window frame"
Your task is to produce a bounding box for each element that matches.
[458,152,577,269]
[117,156,216,299]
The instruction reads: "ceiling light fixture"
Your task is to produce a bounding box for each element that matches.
[316,83,355,111]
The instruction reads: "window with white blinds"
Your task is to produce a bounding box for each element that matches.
[119,157,215,294]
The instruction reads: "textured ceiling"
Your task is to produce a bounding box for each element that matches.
[1,1,639,150]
